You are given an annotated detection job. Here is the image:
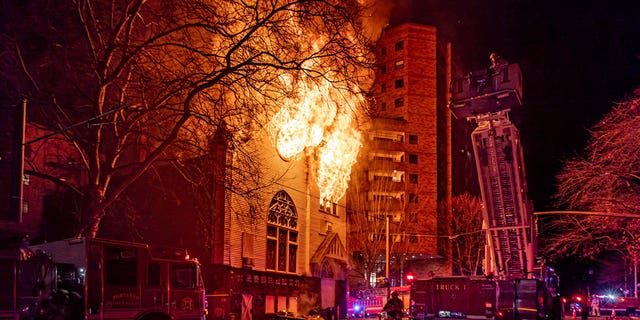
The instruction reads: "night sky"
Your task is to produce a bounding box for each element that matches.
[388,0,640,211]
[384,0,640,295]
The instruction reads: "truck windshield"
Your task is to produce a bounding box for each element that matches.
[171,264,196,289]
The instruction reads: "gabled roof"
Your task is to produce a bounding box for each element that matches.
[310,232,350,268]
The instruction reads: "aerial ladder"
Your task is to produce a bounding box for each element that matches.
[409,61,561,320]
[449,56,535,279]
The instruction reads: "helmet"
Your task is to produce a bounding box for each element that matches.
[391,290,399,296]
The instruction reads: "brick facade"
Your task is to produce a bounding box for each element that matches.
[347,23,452,288]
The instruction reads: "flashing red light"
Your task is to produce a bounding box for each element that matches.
[406,273,415,282]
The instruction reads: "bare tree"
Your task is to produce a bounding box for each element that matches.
[439,193,485,276]
[540,89,640,295]
[347,156,440,289]
[1,0,373,237]
[347,159,408,290]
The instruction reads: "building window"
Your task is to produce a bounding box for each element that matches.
[395,41,404,51]
[409,174,418,184]
[408,154,418,164]
[395,78,404,89]
[408,212,417,223]
[409,193,418,204]
[380,65,387,74]
[266,191,298,272]
[395,60,404,69]
[409,234,418,243]
[408,135,418,144]
[371,233,387,242]
[381,47,387,55]
[320,202,338,215]
[394,97,404,108]
[381,102,387,111]
[381,83,386,93]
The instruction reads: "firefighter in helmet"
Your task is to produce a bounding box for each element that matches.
[382,291,404,320]
[489,52,508,74]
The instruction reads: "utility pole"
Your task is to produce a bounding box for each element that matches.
[386,215,390,300]
[9,99,26,222]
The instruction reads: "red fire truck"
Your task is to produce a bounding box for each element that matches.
[410,277,559,320]
[408,58,561,320]
[17,237,207,320]
[599,296,640,316]
[410,277,497,320]
[347,286,410,318]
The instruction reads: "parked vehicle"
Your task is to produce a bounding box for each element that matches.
[347,286,410,318]
[409,277,561,320]
[599,296,640,316]
[17,237,207,320]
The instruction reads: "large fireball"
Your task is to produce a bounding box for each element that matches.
[269,71,363,206]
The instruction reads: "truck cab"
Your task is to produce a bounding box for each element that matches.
[17,237,207,320]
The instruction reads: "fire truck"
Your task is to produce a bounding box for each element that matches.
[409,59,561,320]
[599,296,640,316]
[410,276,558,320]
[410,277,497,320]
[17,237,207,320]
[347,286,410,318]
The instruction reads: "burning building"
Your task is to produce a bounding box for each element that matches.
[120,62,370,319]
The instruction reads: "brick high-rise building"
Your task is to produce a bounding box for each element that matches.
[347,22,452,288]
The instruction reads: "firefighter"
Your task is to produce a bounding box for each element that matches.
[382,291,404,320]
[489,52,508,74]
[591,295,600,316]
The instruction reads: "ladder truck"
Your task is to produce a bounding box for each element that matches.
[410,58,561,320]
[449,60,532,279]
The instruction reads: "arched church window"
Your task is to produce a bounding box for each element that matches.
[266,191,298,272]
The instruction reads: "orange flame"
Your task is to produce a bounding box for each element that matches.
[269,71,363,206]
[266,1,378,206]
